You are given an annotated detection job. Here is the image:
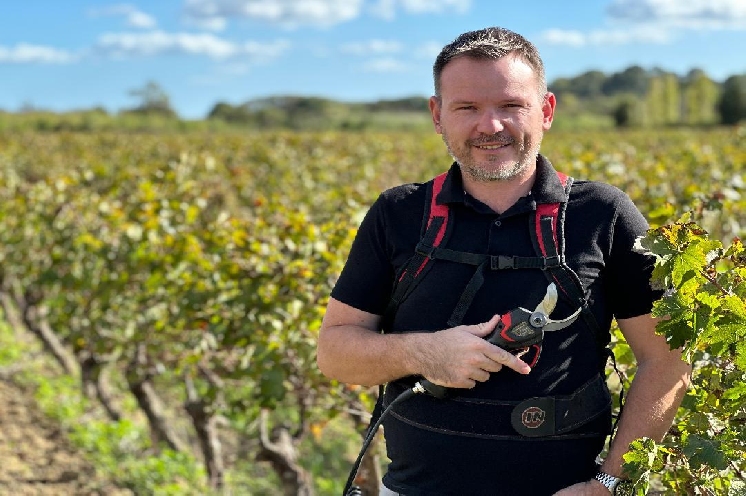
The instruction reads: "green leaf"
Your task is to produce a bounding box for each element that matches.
[655,313,695,351]
[259,367,286,406]
[736,340,746,371]
[683,434,728,470]
[687,411,712,432]
[722,294,746,320]
[622,437,658,493]
[722,381,746,400]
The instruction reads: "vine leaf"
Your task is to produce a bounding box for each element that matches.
[682,434,728,471]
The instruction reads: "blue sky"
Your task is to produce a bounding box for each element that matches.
[2,0,746,119]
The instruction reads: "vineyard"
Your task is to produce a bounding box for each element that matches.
[0,127,744,495]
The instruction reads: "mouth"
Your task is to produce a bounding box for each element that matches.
[469,133,514,150]
[473,142,511,150]
[474,143,510,150]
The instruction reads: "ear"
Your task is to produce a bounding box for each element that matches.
[429,96,442,134]
[542,92,556,130]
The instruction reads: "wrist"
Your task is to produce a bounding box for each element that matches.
[594,470,633,496]
[590,478,612,495]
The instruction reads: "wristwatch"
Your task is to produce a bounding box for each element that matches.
[594,471,634,495]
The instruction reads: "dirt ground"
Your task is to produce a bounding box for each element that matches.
[0,375,132,496]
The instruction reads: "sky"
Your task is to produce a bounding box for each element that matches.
[2,0,746,119]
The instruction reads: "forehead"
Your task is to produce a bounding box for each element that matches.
[439,55,540,101]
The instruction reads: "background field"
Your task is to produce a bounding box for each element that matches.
[1,126,744,495]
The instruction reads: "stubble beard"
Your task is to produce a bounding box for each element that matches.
[442,131,541,183]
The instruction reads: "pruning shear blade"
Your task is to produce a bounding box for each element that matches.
[530,283,581,332]
[533,283,558,316]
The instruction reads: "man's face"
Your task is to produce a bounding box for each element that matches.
[429,55,555,182]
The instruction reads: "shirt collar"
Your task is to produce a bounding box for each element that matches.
[435,154,569,209]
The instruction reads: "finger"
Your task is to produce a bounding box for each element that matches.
[470,368,490,383]
[504,353,532,374]
[481,361,504,374]
[464,314,502,337]
[446,377,478,389]
[488,348,531,375]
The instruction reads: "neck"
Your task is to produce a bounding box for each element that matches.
[462,168,536,214]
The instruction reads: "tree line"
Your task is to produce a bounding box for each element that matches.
[3,66,745,132]
[204,66,746,129]
[551,66,746,127]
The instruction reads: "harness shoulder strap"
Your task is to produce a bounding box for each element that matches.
[380,172,451,331]
[530,172,606,357]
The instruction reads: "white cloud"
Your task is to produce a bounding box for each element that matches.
[361,57,410,72]
[188,17,228,31]
[340,39,403,55]
[416,41,444,60]
[183,0,364,30]
[540,29,586,48]
[89,4,157,29]
[95,31,290,61]
[607,0,746,29]
[370,0,471,20]
[540,26,673,47]
[127,11,158,29]
[541,0,745,52]
[0,44,77,64]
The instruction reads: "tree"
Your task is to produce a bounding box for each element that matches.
[682,69,719,125]
[602,66,649,96]
[646,73,681,126]
[125,81,178,118]
[718,75,746,125]
[207,101,252,124]
[551,70,607,99]
[613,98,634,127]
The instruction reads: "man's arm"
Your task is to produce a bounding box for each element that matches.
[316,297,530,388]
[599,314,692,477]
[554,313,692,495]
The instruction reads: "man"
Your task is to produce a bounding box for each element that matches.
[317,27,691,495]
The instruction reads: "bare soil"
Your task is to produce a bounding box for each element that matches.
[0,375,132,496]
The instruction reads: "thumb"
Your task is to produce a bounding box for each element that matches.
[464,314,502,337]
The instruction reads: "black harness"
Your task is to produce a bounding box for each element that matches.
[383,170,604,354]
[343,169,622,495]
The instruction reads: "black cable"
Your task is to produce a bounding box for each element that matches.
[343,386,419,496]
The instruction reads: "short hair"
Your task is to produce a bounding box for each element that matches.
[433,27,547,97]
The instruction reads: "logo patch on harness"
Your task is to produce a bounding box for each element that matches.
[512,397,555,436]
[521,406,546,429]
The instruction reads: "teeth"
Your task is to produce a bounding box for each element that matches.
[477,144,507,150]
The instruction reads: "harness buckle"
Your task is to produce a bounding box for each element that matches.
[415,243,437,260]
[543,255,561,268]
[491,255,516,270]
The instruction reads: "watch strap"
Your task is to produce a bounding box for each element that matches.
[594,471,621,493]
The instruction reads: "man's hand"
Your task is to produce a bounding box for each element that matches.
[318,299,533,387]
[553,479,610,495]
[415,314,532,389]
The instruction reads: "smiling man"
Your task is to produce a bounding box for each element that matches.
[317,27,691,496]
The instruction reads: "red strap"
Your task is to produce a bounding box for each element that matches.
[428,172,449,246]
[414,172,449,276]
[534,171,568,256]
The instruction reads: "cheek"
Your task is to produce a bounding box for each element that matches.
[444,115,479,135]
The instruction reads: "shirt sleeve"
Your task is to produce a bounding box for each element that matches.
[330,194,396,315]
[605,193,663,319]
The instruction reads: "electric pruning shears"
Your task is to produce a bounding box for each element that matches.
[415,283,582,398]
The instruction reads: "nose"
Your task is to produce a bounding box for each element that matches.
[476,109,505,134]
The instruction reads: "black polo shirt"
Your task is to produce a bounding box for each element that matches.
[331,156,658,495]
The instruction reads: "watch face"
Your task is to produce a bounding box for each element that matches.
[614,481,634,496]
